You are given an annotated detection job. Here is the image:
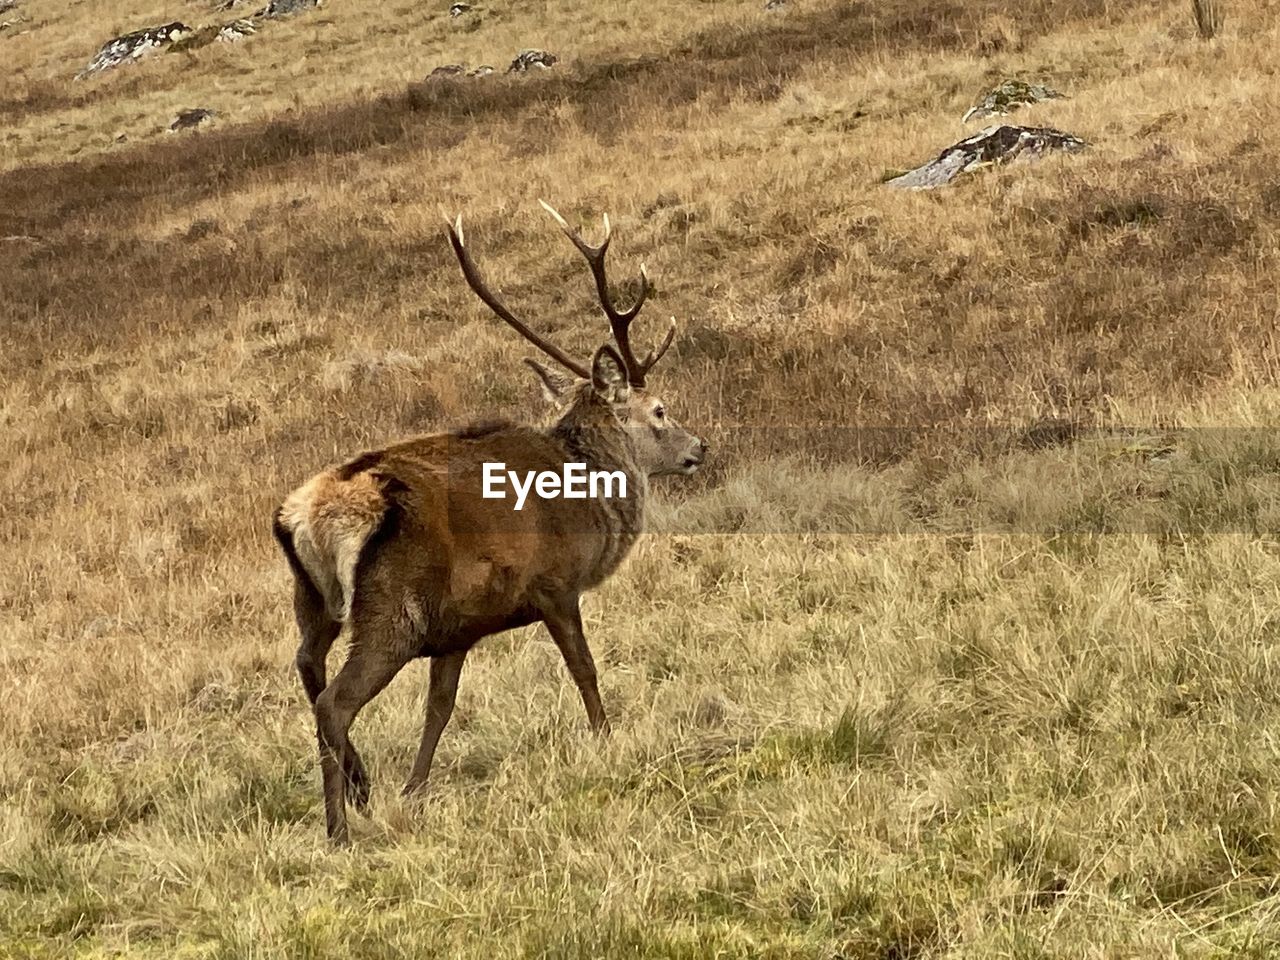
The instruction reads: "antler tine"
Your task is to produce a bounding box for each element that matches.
[446,214,591,380]
[640,318,677,370]
[538,200,669,387]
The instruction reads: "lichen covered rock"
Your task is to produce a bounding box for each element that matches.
[77,22,193,78]
[885,124,1088,190]
[962,78,1064,123]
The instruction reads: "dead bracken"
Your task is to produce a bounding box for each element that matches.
[885,124,1088,190]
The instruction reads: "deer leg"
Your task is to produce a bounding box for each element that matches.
[542,600,611,735]
[402,650,467,797]
[293,578,375,808]
[313,648,409,845]
[292,576,340,706]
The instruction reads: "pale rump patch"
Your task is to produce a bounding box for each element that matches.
[279,470,387,621]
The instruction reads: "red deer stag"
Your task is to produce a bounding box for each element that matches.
[272,202,707,844]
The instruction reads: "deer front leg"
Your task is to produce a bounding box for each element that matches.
[542,598,611,735]
[403,650,467,796]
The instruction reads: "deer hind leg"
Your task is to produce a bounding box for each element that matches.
[542,598,611,735]
[291,576,375,811]
[292,576,341,706]
[403,650,467,797]
[313,645,410,845]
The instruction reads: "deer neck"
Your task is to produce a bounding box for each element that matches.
[549,397,648,526]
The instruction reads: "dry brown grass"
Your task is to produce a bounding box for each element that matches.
[4,0,1280,955]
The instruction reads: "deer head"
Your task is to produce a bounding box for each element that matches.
[447,203,707,477]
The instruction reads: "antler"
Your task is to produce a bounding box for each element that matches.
[446,215,592,379]
[539,200,676,388]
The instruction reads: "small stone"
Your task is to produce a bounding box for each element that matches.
[469,64,494,77]
[764,0,787,9]
[449,1,471,15]
[507,49,558,73]
[169,107,217,132]
[427,63,468,80]
[255,0,321,19]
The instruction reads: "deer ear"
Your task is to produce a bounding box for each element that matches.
[523,358,576,405]
[590,345,629,403]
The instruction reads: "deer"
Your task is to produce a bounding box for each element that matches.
[272,201,708,844]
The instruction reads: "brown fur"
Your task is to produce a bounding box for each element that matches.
[275,353,704,843]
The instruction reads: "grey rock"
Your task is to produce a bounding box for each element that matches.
[469,64,494,77]
[449,1,471,15]
[76,22,193,79]
[885,124,1088,190]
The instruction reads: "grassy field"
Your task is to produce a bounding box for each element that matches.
[4,0,1280,955]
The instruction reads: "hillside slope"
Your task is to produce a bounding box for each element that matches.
[3,0,1280,956]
